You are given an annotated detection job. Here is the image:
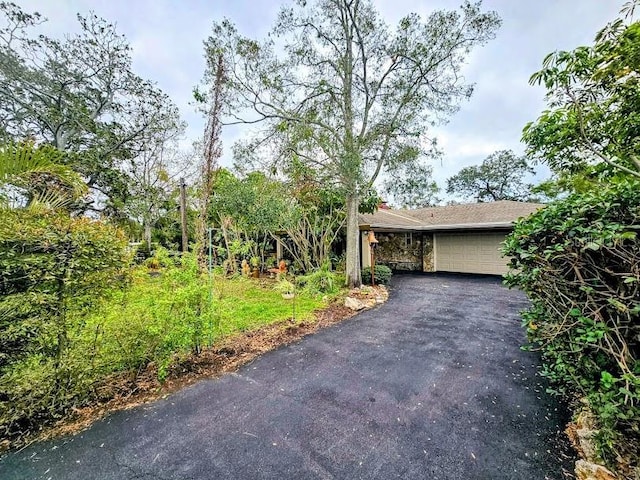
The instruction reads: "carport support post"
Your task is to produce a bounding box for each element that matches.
[361,232,371,269]
[367,231,378,286]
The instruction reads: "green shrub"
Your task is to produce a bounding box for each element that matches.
[503,179,639,469]
[362,265,392,285]
[274,279,295,295]
[297,263,340,295]
[0,209,129,438]
[150,245,177,268]
[92,254,214,381]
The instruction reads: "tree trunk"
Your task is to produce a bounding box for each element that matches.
[197,54,225,273]
[143,222,152,251]
[179,177,188,253]
[345,193,361,288]
[196,197,208,271]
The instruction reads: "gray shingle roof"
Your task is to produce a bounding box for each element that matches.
[359,200,544,231]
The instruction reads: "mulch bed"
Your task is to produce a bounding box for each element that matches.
[8,287,387,451]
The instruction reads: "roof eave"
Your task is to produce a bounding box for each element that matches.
[420,221,514,231]
[362,221,515,231]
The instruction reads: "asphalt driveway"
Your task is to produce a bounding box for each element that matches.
[0,274,573,479]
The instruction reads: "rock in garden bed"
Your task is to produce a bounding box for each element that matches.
[344,285,389,311]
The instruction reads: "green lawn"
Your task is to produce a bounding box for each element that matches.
[88,267,327,378]
[214,277,323,335]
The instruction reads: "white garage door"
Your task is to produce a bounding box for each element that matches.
[434,232,508,275]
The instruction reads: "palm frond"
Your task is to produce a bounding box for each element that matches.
[0,142,87,209]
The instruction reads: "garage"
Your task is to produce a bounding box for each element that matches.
[359,200,543,276]
[434,231,508,275]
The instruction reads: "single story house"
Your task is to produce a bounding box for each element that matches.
[358,200,543,276]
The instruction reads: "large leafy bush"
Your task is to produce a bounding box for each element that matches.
[0,209,129,438]
[503,179,639,469]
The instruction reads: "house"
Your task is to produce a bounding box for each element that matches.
[358,200,543,276]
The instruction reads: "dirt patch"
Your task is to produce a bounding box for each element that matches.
[9,288,387,451]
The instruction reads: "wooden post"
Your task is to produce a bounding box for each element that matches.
[367,231,378,286]
[370,247,375,286]
[179,177,188,253]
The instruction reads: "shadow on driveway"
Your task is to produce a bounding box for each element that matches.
[0,274,574,479]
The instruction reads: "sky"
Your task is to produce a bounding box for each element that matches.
[18,0,624,194]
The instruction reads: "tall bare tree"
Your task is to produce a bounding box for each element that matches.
[124,125,192,249]
[196,54,225,271]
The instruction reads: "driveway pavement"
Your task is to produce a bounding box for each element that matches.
[0,274,573,479]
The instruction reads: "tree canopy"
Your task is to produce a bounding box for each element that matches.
[382,163,440,208]
[523,1,640,180]
[446,150,535,202]
[0,3,184,217]
[202,0,501,286]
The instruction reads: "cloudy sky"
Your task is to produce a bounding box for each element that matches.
[19,0,623,192]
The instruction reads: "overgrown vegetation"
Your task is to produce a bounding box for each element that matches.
[0,208,129,439]
[0,246,325,442]
[503,180,639,470]
[0,1,385,450]
[506,4,640,476]
[0,142,328,443]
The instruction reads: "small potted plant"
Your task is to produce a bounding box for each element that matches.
[275,279,295,299]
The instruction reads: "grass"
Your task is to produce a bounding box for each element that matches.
[179,273,323,339]
[88,266,327,377]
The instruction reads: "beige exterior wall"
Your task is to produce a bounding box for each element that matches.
[361,232,372,269]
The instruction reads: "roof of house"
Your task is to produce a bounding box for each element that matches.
[358,200,544,231]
